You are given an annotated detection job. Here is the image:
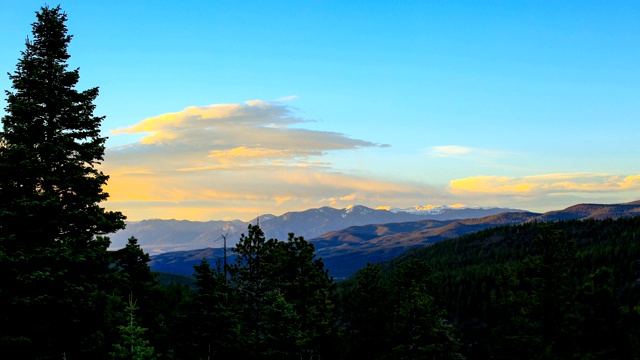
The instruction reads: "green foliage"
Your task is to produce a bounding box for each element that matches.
[366,217,640,359]
[0,5,125,357]
[269,233,337,357]
[110,294,156,360]
[229,224,336,359]
[111,237,174,357]
[342,261,463,359]
[389,260,463,359]
[155,272,196,288]
[113,237,158,291]
[182,258,240,358]
[343,263,392,358]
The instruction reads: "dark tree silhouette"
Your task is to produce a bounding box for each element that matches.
[0,5,125,358]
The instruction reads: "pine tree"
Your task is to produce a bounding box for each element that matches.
[230,224,270,356]
[110,294,156,360]
[274,233,336,359]
[185,258,240,359]
[344,263,392,358]
[112,237,164,354]
[230,225,308,359]
[0,5,125,357]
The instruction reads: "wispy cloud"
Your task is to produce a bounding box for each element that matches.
[426,145,509,159]
[428,145,474,157]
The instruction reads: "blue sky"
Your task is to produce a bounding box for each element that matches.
[1,1,639,221]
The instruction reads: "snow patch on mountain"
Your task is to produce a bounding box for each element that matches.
[343,205,373,217]
[378,204,493,215]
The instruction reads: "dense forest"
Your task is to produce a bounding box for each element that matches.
[338,217,640,359]
[2,5,640,359]
[8,214,639,358]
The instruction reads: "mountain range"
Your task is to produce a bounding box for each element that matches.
[145,201,640,279]
[109,204,519,254]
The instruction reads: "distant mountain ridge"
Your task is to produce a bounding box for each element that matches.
[533,202,640,221]
[148,201,640,279]
[384,204,513,218]
[110,204,519,254]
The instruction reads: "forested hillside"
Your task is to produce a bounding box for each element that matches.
[140,214,640,359]
[337,216,640,359]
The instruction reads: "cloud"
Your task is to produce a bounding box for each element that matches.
[339,193,366,202]
[104,166,435,221]
[428,145,473,157]
[277,95,298,101]
[426,145,509,159]
[108,100,383,170]
[448,173,640,196]
[102,100,422,220]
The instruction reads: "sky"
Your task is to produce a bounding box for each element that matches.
[1,1,639,221]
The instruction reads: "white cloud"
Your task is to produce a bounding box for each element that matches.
[428,145,473,157]
[426,145,509,159]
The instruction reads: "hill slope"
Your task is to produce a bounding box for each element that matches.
[352,215,640,359]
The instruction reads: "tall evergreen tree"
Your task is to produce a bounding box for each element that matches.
[110,294,156,360]
[229,224,339,359]
[230,224,302,359]
[274,233,337,359]
[230,224,272,356]
[184,258,240,359]
[344,263,392,358]
[0,5,125,358]
[112,237,166,355]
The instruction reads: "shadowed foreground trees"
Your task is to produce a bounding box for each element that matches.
[181,224,461,360]
[0,5,125,358]
[384,218,640,359]
[140,218,640,359]
[341,261,463,359]
[230,225,336,359]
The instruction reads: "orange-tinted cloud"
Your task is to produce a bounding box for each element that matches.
[107,100,382,172]
[102,100,433,221]
[449,173,640,196]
